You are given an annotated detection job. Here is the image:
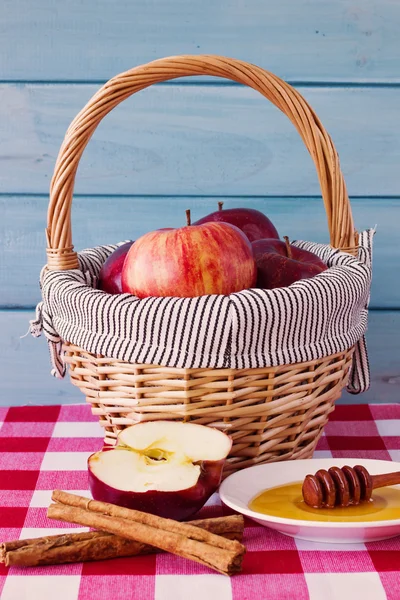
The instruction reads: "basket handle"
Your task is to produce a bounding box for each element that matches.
[46,55,357,270]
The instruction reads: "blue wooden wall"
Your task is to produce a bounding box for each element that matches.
[0,0,399,406]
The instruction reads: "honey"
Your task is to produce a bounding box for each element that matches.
[249,482,400,522]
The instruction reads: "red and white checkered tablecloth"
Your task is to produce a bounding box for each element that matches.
[0,403,399,600]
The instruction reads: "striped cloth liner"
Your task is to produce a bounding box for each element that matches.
[30,229,374,394]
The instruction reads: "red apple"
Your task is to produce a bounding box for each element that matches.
[97,241,134,294]
[121,212,257,298]
[252,237,328,289]
[193,202,280,242]
[88,421,232,520]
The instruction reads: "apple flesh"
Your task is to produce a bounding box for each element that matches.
[252,237,328,289]
[88,421,232,520]
[97,241,134,294]
[193,202,280,242]
[122,216,257,298]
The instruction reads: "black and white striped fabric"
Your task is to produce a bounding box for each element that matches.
[31,229,374,394]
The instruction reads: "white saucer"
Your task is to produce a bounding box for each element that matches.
[219,458,400,543]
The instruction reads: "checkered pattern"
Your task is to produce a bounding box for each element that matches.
[1,404,399,600]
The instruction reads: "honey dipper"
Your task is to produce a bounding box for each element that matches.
[302,465,400,508]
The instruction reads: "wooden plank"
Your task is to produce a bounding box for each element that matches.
[0,309,398,406]
[1,84,399,197]
[0,195,397,309]
[1,0,399,83]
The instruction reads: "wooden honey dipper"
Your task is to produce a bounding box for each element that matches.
[302,465,400,508]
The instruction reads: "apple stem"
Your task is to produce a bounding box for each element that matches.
[218,201,224,211]
[186,209,191,226]
[283,236,292,259]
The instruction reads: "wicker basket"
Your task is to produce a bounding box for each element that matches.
[45,55,360,476]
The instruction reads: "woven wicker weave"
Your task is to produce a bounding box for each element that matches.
[46,55,358,473]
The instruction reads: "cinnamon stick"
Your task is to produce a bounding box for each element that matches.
[1,515,243,568]
[48,491,245,575]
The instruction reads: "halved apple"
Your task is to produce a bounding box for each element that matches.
[88,421,232,520]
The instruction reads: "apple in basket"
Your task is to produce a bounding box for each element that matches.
[252,236,328,289]
[97,241,134,294]
[193,201,280,242]
[88,421,232,520]
[121,210,257,298]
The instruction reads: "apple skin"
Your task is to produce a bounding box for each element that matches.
[193,207,280,242]
[97,241,134,295]
[252,238,328,289]
[122,222,257,298]
[88,454,226,521]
